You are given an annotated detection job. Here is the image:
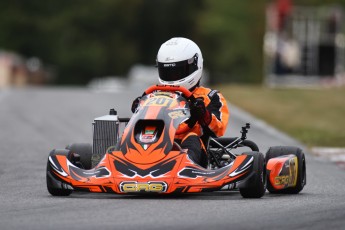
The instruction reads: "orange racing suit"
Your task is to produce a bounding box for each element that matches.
[175,86,229,167]
[176,86,229,139]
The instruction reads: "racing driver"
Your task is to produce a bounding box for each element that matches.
[131,37,229,168]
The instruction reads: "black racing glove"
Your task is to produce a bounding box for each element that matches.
[189,97,212,127]
[131,96,141,113]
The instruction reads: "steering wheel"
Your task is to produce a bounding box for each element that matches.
[144,85,196,135]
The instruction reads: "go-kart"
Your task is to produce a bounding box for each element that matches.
[46,85,306,198]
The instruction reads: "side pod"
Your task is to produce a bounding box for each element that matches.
[266,155,298,191]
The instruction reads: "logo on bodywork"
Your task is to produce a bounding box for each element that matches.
[119,181,168,192]
[274,156,298,186]
[168,110,187,119]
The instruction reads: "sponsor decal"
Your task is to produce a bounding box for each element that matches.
[274,157,298,186]
[139,127,157,144]
[163,63,176,67]
[208,90,218,99]
[168,110,187,119]
[165,57,175,61]
[275,175,292,186]
[155,92,174,97]
[166,40,178,46]
[119,181,168,192]
[178,166,224,179]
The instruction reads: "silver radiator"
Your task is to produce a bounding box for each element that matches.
[92,114,119,167]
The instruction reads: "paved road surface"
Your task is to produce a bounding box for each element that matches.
[0,87,344,230]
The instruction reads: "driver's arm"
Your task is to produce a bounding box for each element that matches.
[190,88,229,137]
[204,91,229,137]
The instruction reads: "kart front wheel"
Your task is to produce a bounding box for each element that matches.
[239,152,266,198]
[46,149,72,196]
[66,143,92,169]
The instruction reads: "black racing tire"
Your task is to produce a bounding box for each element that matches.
[47,174,72,196]
[265,146,306,194]
[66,143,93,169]
[239,151,266,198]
[46,149,72,196]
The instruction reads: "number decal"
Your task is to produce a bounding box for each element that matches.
[144,96,175,107]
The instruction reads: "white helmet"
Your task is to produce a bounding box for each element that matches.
[157,37,203,90]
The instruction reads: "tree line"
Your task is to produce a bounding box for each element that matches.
[0,0,343,85]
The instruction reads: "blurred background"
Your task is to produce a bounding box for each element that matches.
[0,0,265,86]
[0,0,345,151]
[0,0,344,87]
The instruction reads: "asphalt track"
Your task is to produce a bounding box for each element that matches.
[0,87,345,230]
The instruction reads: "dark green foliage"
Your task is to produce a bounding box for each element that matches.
[0,0,343,84]
[198,1,265,84]
[0,0,203,84]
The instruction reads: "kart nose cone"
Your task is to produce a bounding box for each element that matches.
[123,147,169,164]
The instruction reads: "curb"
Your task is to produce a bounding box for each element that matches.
[311,147,345,170]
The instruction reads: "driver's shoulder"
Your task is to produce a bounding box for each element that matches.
[193,86,219,99]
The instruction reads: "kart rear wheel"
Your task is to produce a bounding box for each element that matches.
[239,152,266,198]
[66,143,92,169]
[46,149,72,196]
[265,146,306,194]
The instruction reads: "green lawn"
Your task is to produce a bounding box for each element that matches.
[217,85,345,147]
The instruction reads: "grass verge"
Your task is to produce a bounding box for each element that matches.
[217,84,345,147]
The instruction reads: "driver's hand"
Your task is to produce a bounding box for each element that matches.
[190,97,212,126]
[131,96,141,113]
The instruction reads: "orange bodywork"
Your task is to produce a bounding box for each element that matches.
[47,86,254,194]
[49,150,254,194]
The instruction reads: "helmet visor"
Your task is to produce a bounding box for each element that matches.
[158,54,198,82]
